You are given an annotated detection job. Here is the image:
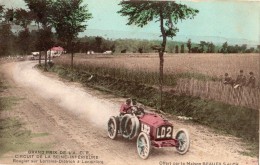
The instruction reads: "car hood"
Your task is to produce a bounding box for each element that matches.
[139,113,172,128]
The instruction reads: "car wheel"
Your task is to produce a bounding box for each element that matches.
[136,132,151,159]
[175,128,190,154]
[107,116,118,139]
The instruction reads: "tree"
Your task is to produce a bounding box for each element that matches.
[50,0,92,69]
[207,42,215,53]
[0,24,13,56]
[17,28,31,55]
[35,27,54,66]
[221,42,228,53]
[25,0,54,68]
[180,44,184,53]
[187,39,191,53]
[118,1,199,110]
[95,36,102,52]
[234,45,240,53]
[175,45,179,53]
[199,41,206,53]
[241,44,247,53]
[191,46,200,53]
[257,45,260,53]
[245,47,255,53]
[138,48,143,54]
[110,44,116,54]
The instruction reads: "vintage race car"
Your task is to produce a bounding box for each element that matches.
[107,106,190,159]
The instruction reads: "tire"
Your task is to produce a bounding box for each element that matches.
[125,115,140,140]
[131,116,140,140]
[175,128,190,154]
[136,132,151,159]
[120,114,131,138]
[121,114,138,139]
[107,116,118,139]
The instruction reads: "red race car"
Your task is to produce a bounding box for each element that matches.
[107,105,190,159]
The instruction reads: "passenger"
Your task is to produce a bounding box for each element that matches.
[247,72,256,88]
[119,98,132,115]
[132,98,137,106]
[132,98,145,115]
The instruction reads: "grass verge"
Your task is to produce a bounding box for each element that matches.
[0,74,51,157]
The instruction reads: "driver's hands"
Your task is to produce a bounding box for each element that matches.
[126,107,132,114]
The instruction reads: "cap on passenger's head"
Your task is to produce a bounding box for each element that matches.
[132,98,137,105]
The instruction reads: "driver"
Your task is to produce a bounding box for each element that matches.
[119,98,132,115]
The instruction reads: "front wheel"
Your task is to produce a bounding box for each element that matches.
[136,132,151,159]
[107,116,118,139]
[175,128,190,154]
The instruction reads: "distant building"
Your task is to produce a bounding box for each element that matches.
[47,46,64,58]
[87,50,94,54]
[103,50,112,54]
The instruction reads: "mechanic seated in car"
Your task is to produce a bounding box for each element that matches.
[132,98,145,115]
[119,98,132,116]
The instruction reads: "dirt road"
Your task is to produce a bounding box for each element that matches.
[0,61,258,165]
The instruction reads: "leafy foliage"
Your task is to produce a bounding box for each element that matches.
[14,8,32,29]
[118,1,199,39]
[0,5,4,22]
[48,0,92,68]
[3,8,14,23]
[24,0,53,27]
[35,27,54,51]
[0,24,13,56]
[17,29,31,55]
[49,0,92,45]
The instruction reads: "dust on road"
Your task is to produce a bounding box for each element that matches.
[0,61,258,165]
[12,61,117,128]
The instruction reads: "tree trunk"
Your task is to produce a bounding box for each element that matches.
[48,51,51,63]
[71,42,74,69]
[159,51,164,110]
[68,41,74,70]
[159,10,167,111]
[39,51,41,65]
[71,51,74,69]
[44,51,47,71]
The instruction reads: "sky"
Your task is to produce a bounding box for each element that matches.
[0,0,259,43]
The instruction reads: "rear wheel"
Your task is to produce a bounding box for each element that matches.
[107,116,118,139]
[136,132,151,159]
[175,128,190,154]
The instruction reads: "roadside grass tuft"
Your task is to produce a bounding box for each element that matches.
[0,80,8,92]
[0,97,23,111]
[0,118,50,157]
[239,141,259,157]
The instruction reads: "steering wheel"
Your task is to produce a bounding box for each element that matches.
[132,106,145,116]
[124,106,132,114]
